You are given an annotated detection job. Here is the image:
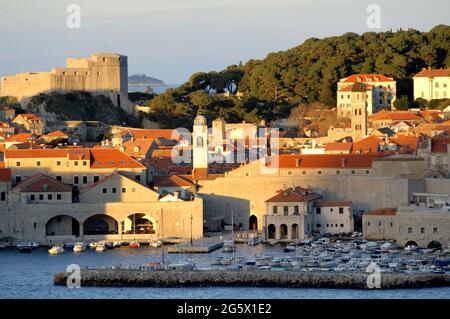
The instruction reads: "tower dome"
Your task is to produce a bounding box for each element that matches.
[194,114,207,126]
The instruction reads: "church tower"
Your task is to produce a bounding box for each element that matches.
[350,83,369,142]
[192,114,209,180]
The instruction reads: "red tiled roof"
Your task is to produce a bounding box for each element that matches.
[314,200,352,207]
[369,112,423,122]
[276,153,388,169]
[325,142,353,152]
[43,130,68,138]
[341,74,395,83]
[15,113,42,123]
[121,128,176,140]
[365,208,397,216]
[352,135,382,154]
[152,175,195,188]
[4,133,33,143]
[90,149,145,169]
[389,136,419,153]
[265,186,321,203]
[337,83,373,92]
[14,174,72,192]
[0,168,11,182]
[414,68,450,78]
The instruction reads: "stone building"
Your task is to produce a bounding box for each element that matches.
[12,114,45,135]
[363,206,450,249]
[350,83,369,141]
[0,53,132,114]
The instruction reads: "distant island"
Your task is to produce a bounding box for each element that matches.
[128,74,166,87]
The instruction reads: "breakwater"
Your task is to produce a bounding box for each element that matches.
[54,269,450,289]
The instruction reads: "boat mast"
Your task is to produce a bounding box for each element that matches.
[161,208,165,265]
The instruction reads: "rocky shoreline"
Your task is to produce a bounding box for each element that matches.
[54,269,450,289]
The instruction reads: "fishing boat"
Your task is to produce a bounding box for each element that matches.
[17,242,34,253]
[222,240,236,253]
[129,241,140,248]
[95,243,106,252]
[166,261,195,271]
[48,245,65,255]
[73,242,86,252]
[88,242,97,249]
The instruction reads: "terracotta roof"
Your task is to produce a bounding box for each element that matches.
[352,135,382,154]
[43,130,68,138]
[340,74,395,83]
[0,168,11,182]
[276,153,387,169]
[12,174,72,192]
[152,175,195,188]
[364,208,397,216]
[265,186,321,203]
[0,122,10,128]
[89,149,145,169]
[15,113,42,123]
[369,112,423,122]
[4,133,34,143]
[389,136,419,153]
[120,138,155,158]
[325,142,352,152]
[413,68,450,78]
[121,128,176,140]
[314,200,352,207]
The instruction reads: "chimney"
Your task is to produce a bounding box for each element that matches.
[341,158,346,167]
[295,158,300,167]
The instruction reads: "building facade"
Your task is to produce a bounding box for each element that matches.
[413,68,450,101]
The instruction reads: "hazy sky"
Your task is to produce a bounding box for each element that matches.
[0,0,448,83]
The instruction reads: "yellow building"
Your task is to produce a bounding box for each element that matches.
[0,53,132,113]
[413,67,450,101]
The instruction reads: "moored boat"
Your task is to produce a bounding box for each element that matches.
[73,242,86,252]
[222,240,236,253]
[88,242,97,249]
[129,241,140,248]
[149,240,162,248]
[17,242,34,253]
[96,243,106,252]
[48,245,65,255]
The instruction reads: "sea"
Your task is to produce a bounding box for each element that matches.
[128,84,179,94]
[0,246,449,299]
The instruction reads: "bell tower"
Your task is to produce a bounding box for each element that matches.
[350,83,368,142]
[192,114,208,180]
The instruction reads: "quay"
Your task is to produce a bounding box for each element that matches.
[54,269,450,289]
[167,239,224,253]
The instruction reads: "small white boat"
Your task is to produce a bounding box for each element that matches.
[405,244,418,251]
[247,237,260,246]
[0,243,6,249]
[48,245,65,255]
[166,262,195,271]
[222,240,236,253]
[284,245,296,253]
[255,255,272,267]
[113,241,122,248]
[73,242,86,252]
[88,242,97,249]
[17,242,34,253]
[149,240,162,248]
[96,243,106,252]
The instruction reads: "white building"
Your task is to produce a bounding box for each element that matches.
[413,68,450,101]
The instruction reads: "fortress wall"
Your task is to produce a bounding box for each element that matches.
[199,175,418,231]
[425,178,450,194]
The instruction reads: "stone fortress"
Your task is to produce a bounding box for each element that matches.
[0,53,133,114]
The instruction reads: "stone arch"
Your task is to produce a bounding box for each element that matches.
[124,213,156,234]
[267,224,276,239]
[46,215,80,236]
[291,223,299,240]
[404,240,419,248]
[427,241,442,249]
[83,214,119,235]
[249,215,258,231]
[280,224,288,240]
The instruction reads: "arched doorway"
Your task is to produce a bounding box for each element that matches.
[427,241,442,250]
[125,213,155,234]
[249,215,258,231]
[280,224,288,240]
[291,224,299,240]
[46,215,80,236]
[83,215,118,235]
[267,224,276,239]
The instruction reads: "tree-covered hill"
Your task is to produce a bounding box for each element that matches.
[144,25,449,128]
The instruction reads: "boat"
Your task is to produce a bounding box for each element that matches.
[48,245,65,255]
[113,241,122,248]
[255,255,272,267]
[129,241,140,248]
[96,243,106,252]
[220,257,234,266]
[88,242,97,249]
[0,243,6,249]
[73,242,86,252]
[166,262,195,271]
[105,242,115,249]
[17,242,34,253]
[211,256,224,266]
[270,257,283,267]
[247,237,260,246]
[65,242,74,249]
[283,245,296,253]
[149,240,163,248]
[222,240,236,253]
[405,244,418,251]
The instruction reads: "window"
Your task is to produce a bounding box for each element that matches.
[73,176,79,185]
[436,91,439,98]
[420,227,425,234]
[112,188,117,194]
[33,223,37,229]
[30,194,35,201]
[435,82,439,88]
[408,227,413,234]
[351,170,355,174]
[367,221,371,227]
[273,206,278,215]
[245,171,250,177]
[317,170,322,175]
[82,161,87,166]
[366,170,370,174]
[0,192,5,201]
[132,188,136,192]
[39,194,44,200]
[316,224,321,228]
[135,175,141,182]
[390,222,393,227]
[16,161,21,167]
[74,161,79,166]
[36,161,41,167]
[48,194,52,200]
[302,171,306,175]
[15,176,21,184]
[102,188,107,194]
[82,176,88,184]
[378,221,381,226]
[339,207,344,214]
[56,161,61,166]
[336,170,340,175]
[316,208,321,214]
[294,206,299,215]
[330,208,334,212]
[433,227,438,234]
[122,188,126,193]
[94,176,100,183]
[56,176,62,181]
[287,171,292,176]
[57,194,62,200]
[283,206,288,216]
[340,224,344,227]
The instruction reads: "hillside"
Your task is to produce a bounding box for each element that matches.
[143,25,449,128]
[129,74,166,87]
[26,92,140,126]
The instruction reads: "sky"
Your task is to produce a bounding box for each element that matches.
[0,0,448,84]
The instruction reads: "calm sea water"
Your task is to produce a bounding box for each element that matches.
[0,246,449,299]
